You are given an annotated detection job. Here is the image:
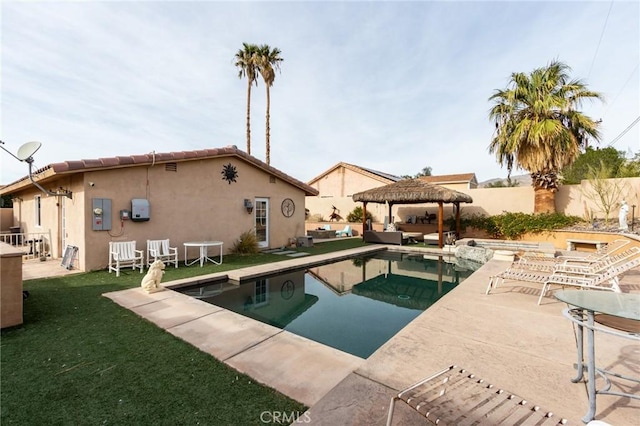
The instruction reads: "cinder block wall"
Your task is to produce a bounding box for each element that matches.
[306,177,640,224]
[0,208,14,232]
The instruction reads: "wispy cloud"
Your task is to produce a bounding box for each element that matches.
[2,1,638,184]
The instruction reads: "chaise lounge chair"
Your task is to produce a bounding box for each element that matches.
[386,365,567,425]
[508,247,640,274]
[518,239,629,267]
[486,248,640,305]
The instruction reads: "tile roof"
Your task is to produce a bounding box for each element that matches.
[1,145,318,196]
[307,162,402,185]
[418,173,477,184]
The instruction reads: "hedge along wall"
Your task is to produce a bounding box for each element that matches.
[305,177,640,224]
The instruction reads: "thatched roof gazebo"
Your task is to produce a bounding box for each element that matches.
[352,178,473,248]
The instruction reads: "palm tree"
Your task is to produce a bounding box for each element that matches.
[256,44,283,165]
[488,60,603,213]
[234,43,259,155]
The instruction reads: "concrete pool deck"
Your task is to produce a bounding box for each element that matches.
[102,245,640,425]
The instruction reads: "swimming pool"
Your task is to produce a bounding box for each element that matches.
[177,251,475,358]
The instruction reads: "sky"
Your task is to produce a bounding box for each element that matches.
[1,0,639,185]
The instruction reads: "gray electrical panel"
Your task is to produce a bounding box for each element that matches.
[92,198,112,231]
[131,198,150,222]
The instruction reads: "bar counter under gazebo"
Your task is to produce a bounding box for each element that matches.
[352,178,473,248]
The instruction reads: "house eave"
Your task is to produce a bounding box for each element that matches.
[0,146,319,197]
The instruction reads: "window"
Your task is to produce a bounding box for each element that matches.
[35,195,41,227]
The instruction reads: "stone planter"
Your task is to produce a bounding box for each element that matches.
[455,245,494,264]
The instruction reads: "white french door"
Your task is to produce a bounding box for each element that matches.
[254,198,269,248]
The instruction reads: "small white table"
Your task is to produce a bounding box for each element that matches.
[183,241,223,267]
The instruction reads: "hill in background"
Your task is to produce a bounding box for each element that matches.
[478,174,531,188]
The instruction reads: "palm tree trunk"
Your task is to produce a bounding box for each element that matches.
[246,79,252,155]
[265,85,271,165]
[534,187,556,213]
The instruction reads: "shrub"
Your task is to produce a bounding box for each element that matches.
[446,212,583,240]
[346,206,374,223]
[230,230,260,255]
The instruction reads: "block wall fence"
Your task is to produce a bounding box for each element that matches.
[305,177,640,225]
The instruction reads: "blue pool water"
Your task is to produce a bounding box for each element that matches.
[177,251,475,358]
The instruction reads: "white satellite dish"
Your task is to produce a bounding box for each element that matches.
[16,141,42,161]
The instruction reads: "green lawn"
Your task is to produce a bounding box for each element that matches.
[1,239,366,425]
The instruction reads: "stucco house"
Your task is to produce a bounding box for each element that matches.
[307,162,402,197]
[0,145,318,272]
[305,164,478,226]
[418,173,478,190]
[305,162,402,223]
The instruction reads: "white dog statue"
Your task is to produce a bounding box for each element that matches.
[141,259,166,293]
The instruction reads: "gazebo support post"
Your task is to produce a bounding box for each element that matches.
[438,201,444,248]
[388,203,393,227]
[455,202,461,238]
[362,202,368,239]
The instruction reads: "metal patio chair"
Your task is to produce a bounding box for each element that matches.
[387,365,567,425]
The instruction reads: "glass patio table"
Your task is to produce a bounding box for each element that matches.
[555,290,640,423]
[183,241,223,267]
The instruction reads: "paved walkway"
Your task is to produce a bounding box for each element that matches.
[22,258,84,281]
[33,245,640,424]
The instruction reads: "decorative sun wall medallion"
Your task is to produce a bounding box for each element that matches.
[221,163,238,184]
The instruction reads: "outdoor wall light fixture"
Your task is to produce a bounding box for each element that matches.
[244,199,254,214]
[0,140,72,199]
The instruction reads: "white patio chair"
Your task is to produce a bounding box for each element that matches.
[108,241,144,277]
[146,239,178,268]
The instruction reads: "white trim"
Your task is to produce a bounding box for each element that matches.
[255,198,269,248]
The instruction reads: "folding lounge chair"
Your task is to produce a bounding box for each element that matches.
[537,256,640,304]
[508,247,640,274]
[386,365,567,425]
[518,239,629,266]
[486,248,640,305]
